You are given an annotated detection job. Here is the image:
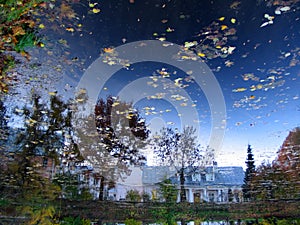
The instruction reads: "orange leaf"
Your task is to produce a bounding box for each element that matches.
[12,26,26,36]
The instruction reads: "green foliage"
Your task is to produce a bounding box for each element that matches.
[52,173,80,200]
[14,31,38,52]
[79,187,93,201]
[0,53,16,93]
[126,189,141,202]
[142,192,151,202]
[0,0,44,94]
[124,218,142,225]
[60,216,91,225]
[0,0,44,22]
[150,206,177,225]
[20,205,58,225]
[159,178,178,203]
[258,218,300,225]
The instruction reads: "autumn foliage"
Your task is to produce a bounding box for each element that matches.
[251,127,300,200]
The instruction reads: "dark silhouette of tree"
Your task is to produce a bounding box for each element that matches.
[242,144,255,201]
[152,126,203,202]
[0,93,82,201]
[95,96,149,200]
[74,94,149,200]
[95,95,149,164]
[3,94,60,200]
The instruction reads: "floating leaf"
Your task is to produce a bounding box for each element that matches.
[65,27,74,32]
[38,24,45,29]
[89,3,98,7]
[103,47,114,53]
[279,6,291,12]
[221,25,228,30]
[48,91,57,96]
[92,8,101,14]
[184,41,197,48]
[225,60,234,67]
[166,27,174,32]
[197,52,205,57]
[233,87,247,92]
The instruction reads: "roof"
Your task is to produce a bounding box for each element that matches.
[142,166,176,185]
[141,165,244,187]
[184,166,244,187]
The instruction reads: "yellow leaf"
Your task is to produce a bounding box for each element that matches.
[221,25,228,30]
[89,3,97,7]
[48,91,57,96]
[256,84,263,89]
[230,18,236,24]
[166,27,174,32]
[103,47,114,53]
[66,27,74,32]
[232,87,247,92]
[184,41,197,48]
[197,52,205,57]
[181,55,190,59]
[218,17,225,21]
[38,24,45,29]
[26,20,35,28]
[92,8,101,13]
[158,37,166,41]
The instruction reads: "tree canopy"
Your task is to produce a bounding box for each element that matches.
[152,126,204,202]
[250,127,300,200]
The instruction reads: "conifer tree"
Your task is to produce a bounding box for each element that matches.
[242,144,255,201]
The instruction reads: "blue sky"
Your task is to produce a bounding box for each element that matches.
[10,0,300,168]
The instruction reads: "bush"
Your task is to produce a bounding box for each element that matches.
[126,190,141,202]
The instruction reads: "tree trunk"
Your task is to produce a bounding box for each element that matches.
[180,168,186,202]
[99,176,105,201]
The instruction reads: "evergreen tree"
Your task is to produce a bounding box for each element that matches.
[242,144,255,201]
[1,93,82,201]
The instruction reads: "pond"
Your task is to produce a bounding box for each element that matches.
[0,0,299,224]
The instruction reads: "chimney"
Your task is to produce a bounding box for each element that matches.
[213,161,218,173]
